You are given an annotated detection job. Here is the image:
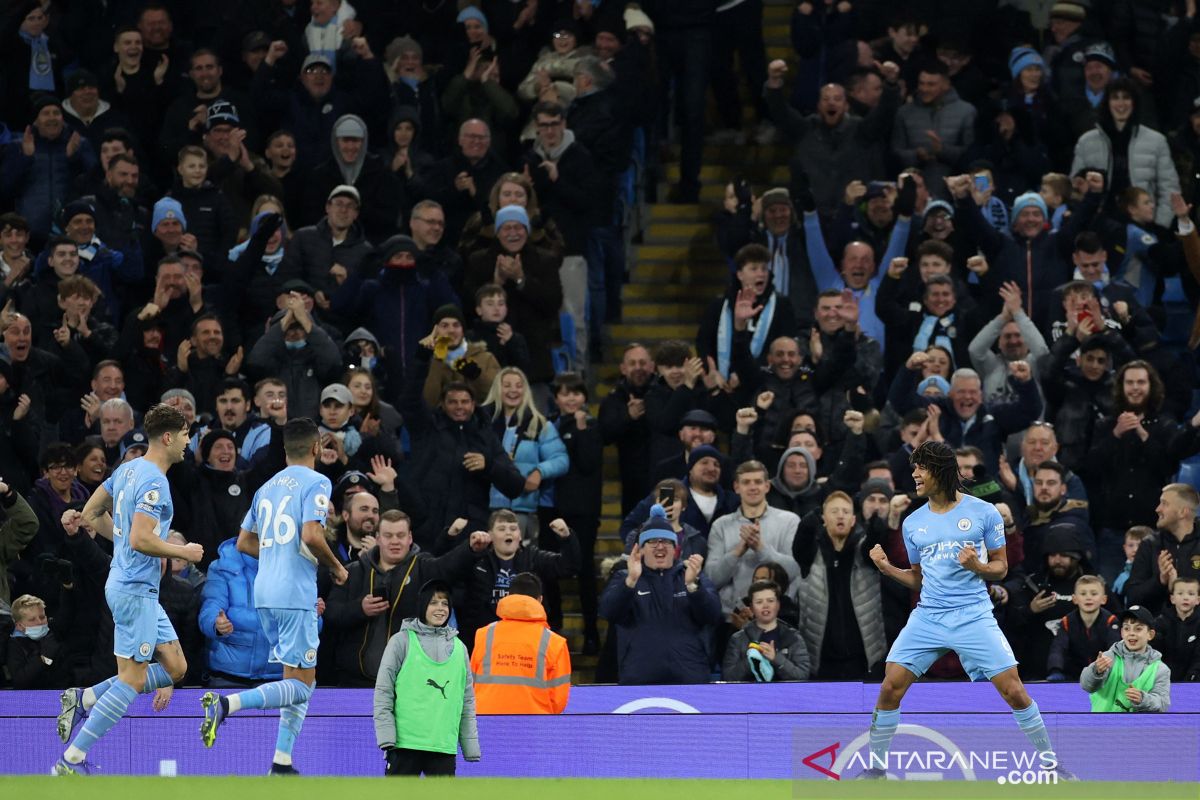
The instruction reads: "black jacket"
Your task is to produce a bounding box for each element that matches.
[548,412,603,517]
[1127,528,1200,614]
[520,139,601,254]
[600,377,654,515]
[1154,608,1200,682]
[1046,607,1121,680]
[305,153,402,242]
[169,179,237,272]
[400,349,526,548]
[412,149,508,246]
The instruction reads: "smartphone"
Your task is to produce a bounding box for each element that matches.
[373,586,389,601]
[973,174,991,192]
[657,487,675,506]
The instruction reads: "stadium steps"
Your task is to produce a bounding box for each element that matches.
[561,0,796,680]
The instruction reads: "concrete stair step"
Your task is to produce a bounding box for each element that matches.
[620,304,706,323]
[636,243,723,262]
[630,261,725,282]
[644,221,715,240]
[608,322,703,342]
[623,282,724,300]
[649,204,709,221]
[666,162,790,185]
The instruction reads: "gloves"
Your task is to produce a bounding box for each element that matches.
[384,747,402,775]
[456,359,482,381]
[793,171,816,214]
[253,212,284,242]
[894,177,917,217]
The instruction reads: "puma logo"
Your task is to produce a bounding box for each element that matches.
[426,678,449,699]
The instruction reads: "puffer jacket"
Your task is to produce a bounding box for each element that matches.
[891,88,976,186]
[1,130,95,236]
[199,538,296,682]
[722,619,811,681]
[1071,124,1181,227]
[484,405,569,513]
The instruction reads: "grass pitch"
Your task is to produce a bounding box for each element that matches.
[1,778,1198,800]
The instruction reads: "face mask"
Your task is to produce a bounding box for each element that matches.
[361,356,377,370]
[24,624,49,640]
[285,339,307,351]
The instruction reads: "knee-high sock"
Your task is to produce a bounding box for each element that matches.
[1013,701,1053,754]
[66,680,138,761]
[868,708,901,771]
[226,678,313,714]
[83,664,173,709]
[273,699,310,766]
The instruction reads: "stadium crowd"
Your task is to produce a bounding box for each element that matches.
[0,0,1199,697]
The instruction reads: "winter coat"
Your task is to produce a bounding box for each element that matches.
[696,284,799,373]
[1,129,95,236]
[599,560,722,684]
[1127,529,1200,614]
[1086,417,1200,533]
[280,218,374,304]
[599,377,653,514]
[967,309,1050,402]
[891,88,976,186]
[326,542,477,686]
[705,505,801,615]
[1047,607,1121,680]
[1039,335,1117,472]
[714,215,817,328]
[484,406,569,513]
[1072,124,1181,227]
[421,341,500,411]
[520,136,601,255]
[199,538,284,682]
[619,482,740,544]
[246,320,343,419]
[399,350,526,547]
[1153,608,1200,682]
[546,412,602,517]
[305,119,403,241]
[412,149,508,246]
[169,179,237,273]
[1080,641,1172,711]
[0,492,39,606]
[373,617,480,758]
[722,620,811,681]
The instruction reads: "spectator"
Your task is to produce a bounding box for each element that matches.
[306,114,401,241]
[791,491,887,679]
[421,305,500,411]
[3,95,96,241]
[169,314,243,416]
[61,71,131,166]
[1038,334,1119,473]
[1080,604,1171,712]
[471,571,571,713]
[1,3,64,128]
[246,297,343,419]
[1071,78,1181,228]
[891,60,976,192]
[706,460,801,631]
[410,200,464,297]
[158,50,257,179]
[3,310,88,438]
[600,343,654,515]
[481,367,568,535]
[0,480,39,608]
[967,281,1050,403]
[199,536,284,687]
[1046,574,1121,682]
[599,505,722,684]
[721,579,810,681]
[448,511,578,649]
[1005,526,1090,680]
[1126,483,1200,615]
[6,593,71,688]
[621,479,709,562]
[197,102,281,232]
[441,43,519,159]
[1154,577,1200,683]
[400,335,525,547]
[469,284,531,373]
[414,119,508,246]
[1088,365,1200,581]
[281,186,372,316]
[1022,461,1095,573]
[1114,526,1153,602]
[168,145,236,273]
[326,510,486,687]
[373,577,480,775]
[385,39,441,158]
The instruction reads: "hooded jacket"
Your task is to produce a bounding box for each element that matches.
[1046,606,1121,680]
[1072,122,1180,228]
[767,446,824,517]
[325,541,477,686]
[599,560,723,684]
[306,113,403,240]
[1153,608,1200,682]
[373,617,480,757]
[1080,640,1172,711]
[470,593,571,714]
[199,537,285,681]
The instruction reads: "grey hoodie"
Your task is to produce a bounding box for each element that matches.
[344,326,380,349]
[770,446,819,499]
[332,114,369,185]
[373,618,481,758]
[1080,640,1172,712]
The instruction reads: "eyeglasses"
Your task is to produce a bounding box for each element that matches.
[47,464,75,473]
[552,32,574,39]
[1028,421,1055,430]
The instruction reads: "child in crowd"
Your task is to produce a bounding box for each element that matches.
[721,580,810,682]
[1154,577,1200,682]
[1081,605,1171,712]
[470,284,531,374]
[1112,526,1152,601]
[1046,574,1120,681]
[1039,172,1070,232]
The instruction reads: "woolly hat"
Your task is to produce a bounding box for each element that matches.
[65,70,99,94]
[385,35,422,63]
[856,478,894,506]
[623,4,654,33]
[378,234,419,264]
[161,387,196,411]
[918,374,951,396]
[924,199,955,219]
[418,578,454,626]
[433,304,465,326]
[494,204,530,232]
[456,5,488,31]
[60,199,97,228]
[686,444,722,471]
[152,197,187,232]
[760,187,792,213]
[31,93,62,114]
[333,115,366,139]
[199,428,235,463]
[637,503,677,546]
[1011,192,1048,219]
[1008,46,1045,79]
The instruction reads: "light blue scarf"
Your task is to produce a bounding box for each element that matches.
[443,341,468,366]
[20,31,54,92]
[716,291,776,379]
[913,311,954,353]
[766,232,788,297]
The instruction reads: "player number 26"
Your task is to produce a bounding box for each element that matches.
[257,496,297,548]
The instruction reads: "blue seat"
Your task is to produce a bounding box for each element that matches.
[1176,455,1200,491]
[551,311,578,374]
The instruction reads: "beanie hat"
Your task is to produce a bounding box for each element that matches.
[917,374,951,396]
[1011,192,1048,219]
[595,7,627,39]
[760,187,792,213]
[385,35,423,64]
[65,70,99,94]
[494,204,530,232]
[161,387,196,411]
[1008,46,1045,80]
[379,234,419,265]
[456,5,489,32]
[417,578,453,626]
[199,428,236,463]
[433,304,465,327]
[1049,2,1086,22]
[637,504,678,546]
[152,197,188,232]
[31,93,62,114]
[856,478,894,506]
[60,199,97,228]
[686,444,722,472]
[924,199,955,219]
[623,4,654,33]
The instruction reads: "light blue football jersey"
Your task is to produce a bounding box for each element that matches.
[241,465,331,610]
[103,458,173,597]
[903,493,1005,610]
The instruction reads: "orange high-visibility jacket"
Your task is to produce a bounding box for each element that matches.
[470,594,571,714]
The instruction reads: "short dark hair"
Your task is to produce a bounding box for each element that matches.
[552,371,588,400]
[379,509,411,528]
[916,239,953,263]
[532,101,564,118]
[509,572,543,599]
[918,58,950,78]
[108,153,138,170]
[114,25,140,41]
[488,509,520,529]
[654,478,688,508]
[40,442,76,472]
[1033,460,1068,481]
[282,417,319,459]
[440,381,475,404]
[190,313,222,336]
[144,403,188,439]
[46,235,77,257]
[0,213,30,234]
[91,359,123,380]
[745,580,781,605]
[99,127,135,151]
[474,283,506,304]
[652,339,690,367]
[924,274,954,294]
[190,48,221,67]
[1074,231,1105,254]
[734,243,771,270]
[217,377,251,403]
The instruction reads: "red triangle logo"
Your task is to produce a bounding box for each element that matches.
[802,742,841,780]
